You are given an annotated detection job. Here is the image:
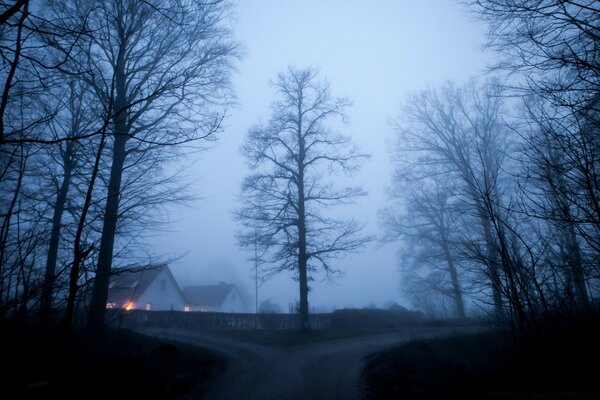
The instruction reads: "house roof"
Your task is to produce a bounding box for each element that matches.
[183,283,236,307]
[107,264,171,304]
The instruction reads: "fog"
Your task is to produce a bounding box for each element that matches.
[3,1,599,398]
[148,0,489,310]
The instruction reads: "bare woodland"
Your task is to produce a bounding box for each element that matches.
[382,1,599,334]
[0,0,598,340]
[0,0,238,333]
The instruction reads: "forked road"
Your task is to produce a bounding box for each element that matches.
[138,326,480,400]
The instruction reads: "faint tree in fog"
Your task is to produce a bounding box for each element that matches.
[394,80,511,319]
[236,66,371,330]
[44,0,239,330]
[258,298,283,314]
[391,79,564,330]
[381,171,467,318]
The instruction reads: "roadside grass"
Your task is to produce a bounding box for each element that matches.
[1,326,226,400]
[178,318,487,348]
[207,327,397,346]
[362,320,600,399]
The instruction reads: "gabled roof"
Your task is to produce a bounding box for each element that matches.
[107,264,172,304]
[183,283,236,307]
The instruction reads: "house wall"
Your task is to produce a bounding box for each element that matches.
[220,287,247,313]
[136,269,185,311]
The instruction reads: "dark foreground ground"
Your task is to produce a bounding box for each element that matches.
[362,320,600,400]
[1,326,226,399]
[139,325,491,400]
[3,319,599,400]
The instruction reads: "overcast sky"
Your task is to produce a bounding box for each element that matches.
[148,0,492,311]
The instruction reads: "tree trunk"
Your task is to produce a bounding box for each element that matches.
[0,1,27,143]
[41,141,74,322]
[0,150,26,317]
[64,134,106,335]
[473,193,505,320]
[87,134,127,331]
[566,224,589,308]
[297,218,309,330]
[297,96,309,330]
[88,36,129,332]
[552,155,590,309]
[441,241,465,318]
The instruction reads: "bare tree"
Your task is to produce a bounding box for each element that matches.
[517,101,595,309]
[236,66,371,330]
[63,121,108,335]
[0,0,88,146]
[394,80,512,319]
[39,80,99,322]
[470,0,599,309]
[44,0,239,330]
[381,171,467,318]
[471,0,599,117]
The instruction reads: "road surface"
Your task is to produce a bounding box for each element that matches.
[138,326,480,400]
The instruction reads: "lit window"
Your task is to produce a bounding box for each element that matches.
[145,303,152,311]
[123,301,135,311]
[106,302,116,309]
[184,306,190,312]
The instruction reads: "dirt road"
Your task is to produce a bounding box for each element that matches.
[138,326,479,400]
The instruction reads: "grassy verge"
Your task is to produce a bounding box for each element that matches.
[362,322,600,399]
[1,326,226,399]
[194,327,405,347]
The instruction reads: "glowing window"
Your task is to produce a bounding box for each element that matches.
[145,303,152,311]
[106,302,116,309]
[184,306,190,312]
[123,301,135,311]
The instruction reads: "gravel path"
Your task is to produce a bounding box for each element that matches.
[138,326,480,400]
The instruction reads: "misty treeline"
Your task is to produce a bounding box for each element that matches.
[0,0,238,332]
[382,0,599,332]
[1,0,598,339]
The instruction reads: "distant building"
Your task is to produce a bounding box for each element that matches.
[183,282,246,313]
[106,265,186,311]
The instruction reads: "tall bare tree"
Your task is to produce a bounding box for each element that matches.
[44,0,239,330]
[471,0,599,309]
[236,67,371,330]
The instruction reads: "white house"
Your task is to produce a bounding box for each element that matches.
[183,282,247,313]
[106,265,186,311]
